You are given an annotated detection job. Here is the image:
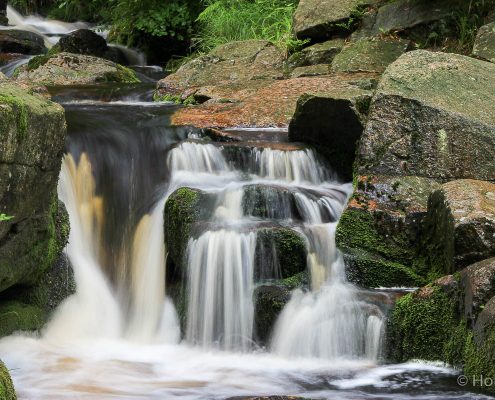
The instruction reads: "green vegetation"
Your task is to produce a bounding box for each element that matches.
[196,0,304,54]
[0,214,14,222]
[0,361,16,400]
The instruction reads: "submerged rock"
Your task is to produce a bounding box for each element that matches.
[15,52,140,86]
[288,88,371,180]
[358,50,495,181]
[420,180,495,275]
[473,21,495,63]
[0,360,16,400]
[331,38,410,73]
[0,29,46,55]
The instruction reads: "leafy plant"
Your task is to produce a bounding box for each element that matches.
[0,214,14,222]
[196,0,303,55]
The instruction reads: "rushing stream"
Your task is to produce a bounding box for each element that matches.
[0,83,491,400]
[0,8,493,396]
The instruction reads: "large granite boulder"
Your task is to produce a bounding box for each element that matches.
[57,29,109,58]
[331,38,410,73]
[293,0,378,40]
[358,51,495,181]
[288,87,372,180]
[158,40,285,94]
[473,22,495,63]
[15,52,140,86]
[420,180,495,275]
[0,29,46,55]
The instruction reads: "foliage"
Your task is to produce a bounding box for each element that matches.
[0,214,14,222]
[452,0,495,52]
[196,0,304,54]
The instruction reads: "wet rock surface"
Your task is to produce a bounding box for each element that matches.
[0,29,46,55]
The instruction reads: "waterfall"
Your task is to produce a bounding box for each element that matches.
[167,142,230,174]
[186,230,257,351]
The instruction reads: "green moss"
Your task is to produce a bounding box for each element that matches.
[279,271,309,290]
[0,361,16,400]
[27,54,51,71]
[0,94,29,139]
[256,227,307,279]
[464,328,495,393]
[344,249,425,288]
[254,284,291,345]
[0,301,44,337]
[388,285,458,362]
[336,208,413,266]
[153,92,182,103]
[104,64,140,83]
[164,188,202,269]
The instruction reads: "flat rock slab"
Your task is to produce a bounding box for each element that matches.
[332,38,410,73]
[170,73,376,128]
[288,38,345,68]
[473,22,495,63]
[358,50,495,181]
[160,40,285,92]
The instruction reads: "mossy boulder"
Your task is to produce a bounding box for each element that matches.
[290,64,331,78]
[288,39,344,68]
[358,51,495,181]
[336,175,440,286]
[420,180,495,276]
[15,52,140,86]
[0,360,16,400]
[158,40,284,94]
[0,29,46,55]
[58,29,109,58]
[0,83,67,292]
[387,277,462,363]
[473,22,495,63]
[288,89,372,181]
[331,38,410,74]
[253,284,291,345]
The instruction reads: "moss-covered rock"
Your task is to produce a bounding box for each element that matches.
[288,89,371,180]
[358,51,495,181]
[0,360,16,400]
[0,83,67,292]
[15,52,140,86]
[331,38,410,74]
[253,284,291,345]
[420,180,495,276]
[473,22,495,63]
[336,175,440,286]
[290,64,331,78]
[387,278,461,362]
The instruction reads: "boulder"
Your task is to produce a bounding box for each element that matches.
[288,88,372,180]
[358,51,495,181]
[460,258,495,327]
[420,180,495,275]
[0,360,15,400]
[57,29,109,58]
[293,0,378,40]
[158,40,285,93]
[473,22,495,63]
[15,52,140,86]
[0,29,46,55]
[0,82,67,292]
[288,39,344,68]
[473,296,495,345]
[337,175,439,287]
[363,0,461,37]
[331,38,410,73]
